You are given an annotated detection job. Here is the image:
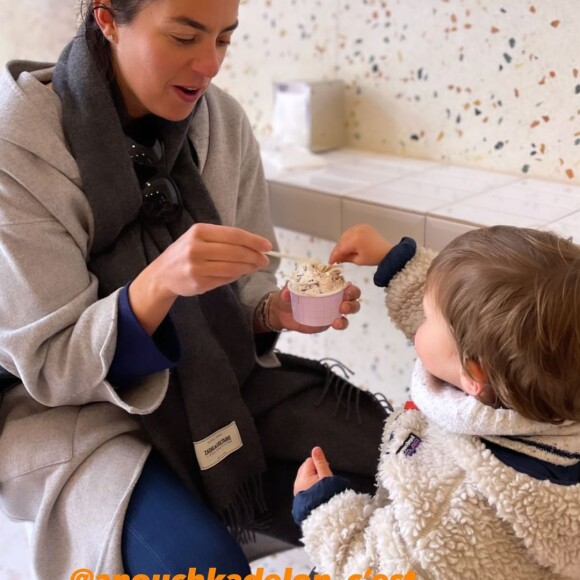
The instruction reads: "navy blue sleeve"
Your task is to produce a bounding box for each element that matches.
[107,284,181,387]
[292,476,351,526]
[373,237,417,288]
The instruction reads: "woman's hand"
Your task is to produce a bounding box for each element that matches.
[130,223,272,334]
[329,224,392,266]
[153,223,272,298]
[267,283,361,333]
[294,447,334,495]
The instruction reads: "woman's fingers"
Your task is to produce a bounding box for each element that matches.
[343,283,361,302]
[181,249,267,279]
[157,224,274,296]
[191,222,272,250]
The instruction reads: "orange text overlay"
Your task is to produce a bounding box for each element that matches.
[70,567,417,580]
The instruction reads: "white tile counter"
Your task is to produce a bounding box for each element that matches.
[263,147,580,250]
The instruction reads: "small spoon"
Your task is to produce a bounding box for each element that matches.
[265,251,340,273]
[265,250,317,264]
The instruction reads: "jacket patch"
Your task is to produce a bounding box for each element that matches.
[397,433,422,457]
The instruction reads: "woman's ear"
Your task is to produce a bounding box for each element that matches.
[93,1,117,40]
[459,359,488,397]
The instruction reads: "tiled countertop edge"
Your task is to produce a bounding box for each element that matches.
[262,147,580,244]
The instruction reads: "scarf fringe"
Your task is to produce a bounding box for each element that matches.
[221,473,271,544]
[316,357,393,423]
[371,391,395,416]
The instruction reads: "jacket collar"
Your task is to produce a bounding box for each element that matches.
[410,360,580,465]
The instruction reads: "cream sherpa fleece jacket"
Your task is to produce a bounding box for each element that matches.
[300,248,580,580]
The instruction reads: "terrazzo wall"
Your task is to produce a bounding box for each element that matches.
[218,0,580,184]
[1,1,578,183]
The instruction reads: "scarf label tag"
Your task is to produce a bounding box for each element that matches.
[193,421,243,471]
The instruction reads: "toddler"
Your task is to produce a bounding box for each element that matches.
[293,224,580,579]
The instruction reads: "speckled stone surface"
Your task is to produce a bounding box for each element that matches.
[218,0,580,184]
[2,1,579,183]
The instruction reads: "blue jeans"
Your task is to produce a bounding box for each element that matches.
[122,452,251,576]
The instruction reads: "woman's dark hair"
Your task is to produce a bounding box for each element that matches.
[79,0,155,79]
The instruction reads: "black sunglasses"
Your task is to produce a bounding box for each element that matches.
[127,138,184,222]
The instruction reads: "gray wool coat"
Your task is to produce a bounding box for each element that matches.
[0,61,279,579]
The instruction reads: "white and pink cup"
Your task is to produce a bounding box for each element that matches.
[288,284,346,327]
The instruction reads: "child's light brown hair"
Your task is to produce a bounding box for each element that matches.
[426,225,580,424]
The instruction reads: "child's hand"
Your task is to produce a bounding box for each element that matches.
[293,446,334,495]
[329,224,392,266]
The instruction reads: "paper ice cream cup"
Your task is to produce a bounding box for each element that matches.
[288,284,346,327]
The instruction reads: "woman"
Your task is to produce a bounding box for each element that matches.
[0,0,385,577]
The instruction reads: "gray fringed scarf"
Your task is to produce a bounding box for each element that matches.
[51,32,268,530]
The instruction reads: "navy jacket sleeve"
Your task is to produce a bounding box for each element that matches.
[373,237,417,288]
[107,284,181,387]
[292,476,351,526]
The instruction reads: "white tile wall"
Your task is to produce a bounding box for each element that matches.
[268,183,342,241]
[342,201,426,245]
[425,217,478,252]
[265,148,580,237]
[544,211,580,242]
[347,178,475,213]
[275,167,379,195]
[430,202,542,228]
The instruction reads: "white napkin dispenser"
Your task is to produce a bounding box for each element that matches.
[272,80,345,153]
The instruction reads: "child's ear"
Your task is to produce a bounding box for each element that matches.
[459,360,488,397]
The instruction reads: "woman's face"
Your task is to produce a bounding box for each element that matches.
[111,0,240,120]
